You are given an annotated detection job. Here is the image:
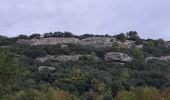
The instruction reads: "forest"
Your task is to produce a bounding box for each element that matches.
[1,31,170,100]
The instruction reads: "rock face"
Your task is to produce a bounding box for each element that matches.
[135,45,143,49]
[146,56,170,61]
[17,39,33,45]
[105,52,132,62]
[36,55,82,63]
[17,37,135,49]
[80,37,115,48]
[53,55,82,62]
[36,55,55,63]
[17,37,80,46]
[114,40,135,49]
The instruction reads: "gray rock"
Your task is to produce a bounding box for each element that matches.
[146,56,170,61]
[17,37,135,49]
[0,46,11,48]
[105,52,132,62]
[61,44,68,48]
[38,66,56,72]
[17,39,33,45]
[17,37,80,45]
[135,45,143,49]
[36,55,55,63]
[114,40,135,49]
[80,37,115,48]
[53,55,82,62]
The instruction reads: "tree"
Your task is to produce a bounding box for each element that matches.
[116,91,136,100]
[51,32,63,37]
[134,87,161,100]
[144,41,155,54]
[154,39,166,47]
[63,32,74,37]
[132,48,146,70]
[126,31,140,41]
[79,34,95,39]
[161,88,170,100]
[4,88,78,100]
[0,36,10,46]
[29,34,41,39]
[44,32,52,38]
[116,33,126,42]
[0,50,24,95]
[17,34,29,39]
[116,87,161,100]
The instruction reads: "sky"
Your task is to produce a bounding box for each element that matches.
[0,0,170,40]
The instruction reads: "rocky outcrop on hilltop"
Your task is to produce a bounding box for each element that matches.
[104,52,132,62]
[17,37,80,46]
[80,37,115,48]
[114,40,135,49]
[17,37,135,49]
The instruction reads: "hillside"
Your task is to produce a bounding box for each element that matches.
[1,31,170,100]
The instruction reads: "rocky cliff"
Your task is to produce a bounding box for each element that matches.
[80,37,115,48]
[17,37,135,48]
[17,37,80,46]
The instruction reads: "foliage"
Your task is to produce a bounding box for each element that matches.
[116,87,162,100]
[1,32,170,99]
[0,50,25,95]
[3,88,78,100]
[116,33,127,42]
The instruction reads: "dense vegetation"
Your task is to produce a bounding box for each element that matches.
[1,31,170,100]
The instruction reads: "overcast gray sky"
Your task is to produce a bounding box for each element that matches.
[0,0,170,40]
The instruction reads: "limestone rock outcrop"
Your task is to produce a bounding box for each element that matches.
[104,52,132,62]
[36,54,83,63]
[17,37,80,46]
[53,55,82,62]
[17,37,135,49]
[80,37,115,48]
[36,55,55,63]
[114,40,135,49]
[146,56,170,62]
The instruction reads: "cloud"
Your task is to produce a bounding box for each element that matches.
[0,0,170,40]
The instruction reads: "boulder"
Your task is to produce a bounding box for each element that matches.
[105,52,132,62]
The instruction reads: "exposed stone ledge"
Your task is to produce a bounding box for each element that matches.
[53,54,82,62]
[146,56,170,61]
[36,55,55,63]
[36,55,83,63]
[17,37,135,49]
[17,37,80,46]
[104,52,132,63]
